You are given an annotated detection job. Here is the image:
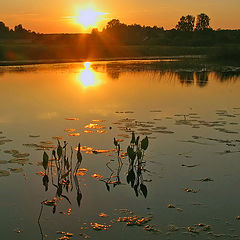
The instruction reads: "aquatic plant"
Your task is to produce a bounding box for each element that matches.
[97,133,149,198]
[41,140,83,206]
[126,133,149,198]
[38,141,83,239]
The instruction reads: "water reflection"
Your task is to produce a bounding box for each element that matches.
[77,62,102,88]
[38,142,83,239]
[195,71,209,87]
[177,71,194,86]
[101,61,240,87]
[0,61,239,88]
[99,134,149,198]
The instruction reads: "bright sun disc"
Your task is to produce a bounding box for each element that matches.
[75,8,107,29]
[84,62,91,69]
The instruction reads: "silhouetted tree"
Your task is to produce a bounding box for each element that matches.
[105,19,121,30]
[176,15,195,31]
[0,21,9,34]
[14,24,28,33]
[91,28,99,34]
[195,13,211,31]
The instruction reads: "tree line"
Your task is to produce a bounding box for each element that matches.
[100,13,240,46]
[175,13,211,32]
[0,22,36,39]
[0,13,240,47]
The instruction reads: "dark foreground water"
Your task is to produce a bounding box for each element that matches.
[0,60,240,240]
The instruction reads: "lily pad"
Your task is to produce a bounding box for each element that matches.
[9,167,23,173]
[64,118,79,120]
[8,158,29,164]
[0,160,8,164]
[29,135,40,138]
[12,153,30,158]
[0,170,10,177]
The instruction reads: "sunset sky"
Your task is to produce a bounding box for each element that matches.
[0,0,239,33]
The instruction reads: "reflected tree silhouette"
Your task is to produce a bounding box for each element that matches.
[195,71,209,87]
[102,61,240,86]
[215,71,240,82]
[177,71,194,85]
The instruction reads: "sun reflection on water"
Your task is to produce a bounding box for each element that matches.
[77,62,102,88]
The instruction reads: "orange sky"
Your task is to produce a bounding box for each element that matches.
[0,0,239,33]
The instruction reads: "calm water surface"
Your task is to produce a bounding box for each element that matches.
[0,60,240,239]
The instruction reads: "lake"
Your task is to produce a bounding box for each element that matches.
[0,60,240,240]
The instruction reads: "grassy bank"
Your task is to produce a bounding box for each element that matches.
[0,42,239,66]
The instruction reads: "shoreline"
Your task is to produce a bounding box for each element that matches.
[0,55,205,67]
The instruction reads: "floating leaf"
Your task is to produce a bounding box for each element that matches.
[0,170,10,177]
[64,118,79,120]
[44,199,56,206]
[13,153,30,158]
[84,123,105,129]
[0,160,8,164]
[79,168,88,172]
[84,130,93,133]
[92,173,103,179]
[4,149,19,154]
[97,130,106,134]
[68,133,81,136]
[8,158,29,164]
[29,135,40,138]
[9,167,23,173]
[36,171,45,176]
[90,222,111,231]
[64,128,76,132]
[52,136,63,140]
[92,119,105,122]
[74,171,86,176]
[99,212,108,217]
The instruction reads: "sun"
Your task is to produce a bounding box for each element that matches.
[74,7,107,30]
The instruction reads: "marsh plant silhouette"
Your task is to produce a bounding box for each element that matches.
[126,133,149,198]
[41,140,83,206]
[38,141,82,228]
[100,133,149,198]
[38,141,83,238]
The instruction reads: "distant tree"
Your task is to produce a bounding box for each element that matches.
[0,21,9,33]
[14,24,27,33]
[176,15,195,31]
[195,13,212,31]
[105,19,121,30]
[91,28,99,34]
